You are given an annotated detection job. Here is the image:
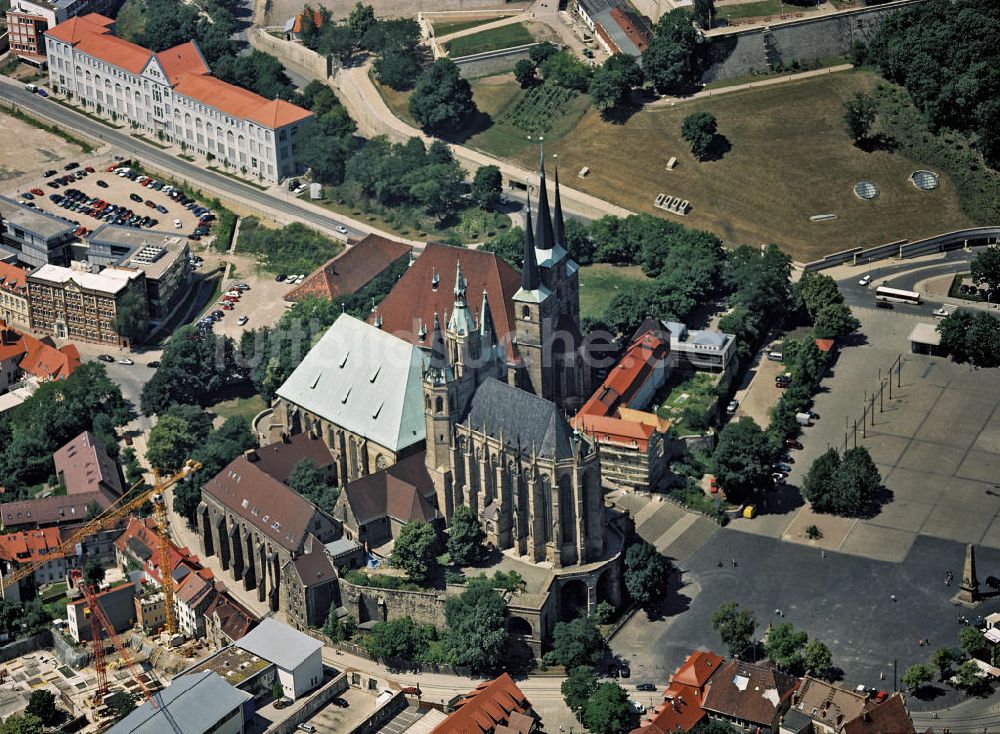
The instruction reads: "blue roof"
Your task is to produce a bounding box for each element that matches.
[109,671,251,734]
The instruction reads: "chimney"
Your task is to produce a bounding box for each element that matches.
[243,449,259,462]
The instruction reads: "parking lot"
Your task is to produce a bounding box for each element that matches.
[300,687,378,732]
[728,305,1000,562]
[12,160,207,238]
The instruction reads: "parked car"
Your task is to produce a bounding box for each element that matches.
[84,166,95,173]
[156,205,168,214]
[21,192,34,200]
[773,462,793,473]
[336,225,348,234]
[237,315,249,326]
[96,179,109,188]
[30,188,44,196]
[130,193,143,203]
[636,683,656,692]
[620,664,630,679]
[332,698,350,708]
[43,170,57,178]
[64,162,79,170]
[148,361,160,368]
[726,400,739,414]
[36,88,48,97]
[275,274,287,282]
[97,354,115,363]
[784,439,803,450]
[118,358,134,365]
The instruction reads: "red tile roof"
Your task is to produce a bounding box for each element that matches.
[286,234,412,303]
[292,8,324,34]
[204,592,257,642]
[0,320,81,381]
[372,243,521,361]
[172,72,312,128]
[53,431,123,497]
[0,491,116,529]
[572,329,668,451]
[0,262,29,297]
[45,15,311,130]
[114,516,209,588]
[610,7,650,53]
[432,673,535,734]
[702,659,798,729]
[673,651,724,689]
[0,527,65,565]
[157,41,210,84]
[246,433,335,486]
[630,651,721,734]
[843,693,916,734]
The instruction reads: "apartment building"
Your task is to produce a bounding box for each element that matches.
[5,0,120,64]
[0,263,32,331]
[45,14,313,183]
[0,195,75,268]
[27,263,146,347]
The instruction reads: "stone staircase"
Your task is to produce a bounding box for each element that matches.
[611,492,721,566]
[661,516,720,563]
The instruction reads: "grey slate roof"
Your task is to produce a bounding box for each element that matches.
[463,378,573,459]
[108,671,251,734]
[236,618,323,671]
[276,314,428,452]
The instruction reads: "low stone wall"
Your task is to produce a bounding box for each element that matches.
[338,578,452,628]
[250,28,329,80]
[266,670,348,734]
[702,0,926,82]
[0,630,52,664]
[453,43,538,79]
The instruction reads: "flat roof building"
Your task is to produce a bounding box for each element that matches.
[5,0,121,65]
[85,224,191,322]
[0,195,75,267]
[235,618,323,700]
[108,670,253,734]
[909,322,944,356]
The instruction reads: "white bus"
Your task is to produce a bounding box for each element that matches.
[875,286,921,304]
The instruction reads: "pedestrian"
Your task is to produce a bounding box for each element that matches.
[732,558,737,567]
[890,594,896,602]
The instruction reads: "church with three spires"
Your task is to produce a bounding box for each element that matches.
[274,157,609,568]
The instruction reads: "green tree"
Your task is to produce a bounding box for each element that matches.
[835,447,882,513]
[561,665,598,715]
[112,288,148,345]
[803,639,833,677]
[814,302,860,339]
[478,227,524,269]
[932,646,960,677]
[121,447,145,486]
[796,272,844,320]
[764,622,808,671]
[442,578,508,673]
[25,690,59,727]
[363,617,434,661]
[446,505,486,566]
[902,663,935,692]
[711,602,757,658]
[140,326,239,415]
[642,10,702,94]
[589,53,643,112]
[712,417,774,505]
[471,165,503,211]
[83,557,106,588]
[347,2,377,43]
[0,714,43,734]
[295,106,358,185]
[373,46,422,90]
[583,682,630,734]
[937,310,974,363]
[624,541,671,608]
[145,405,213,474]
[390,521,439,583]
[545,614,607,669]
[174,416,256,524]
[681,111,718,160]
[409,59,477,133]
[965,312,1000,368]
[529,41,557,67]
[959,626,987,657]
[0,600,22,638]
[953,658,984,691]
[843,91,876,144]
[514,58,536,87]
[287,459,337,510]
[106,692,139,722]
[324,607,357,641]
[691,721,741,734]
[541,51,593,91]
[971,246,1000,294]
[692,0,715,28]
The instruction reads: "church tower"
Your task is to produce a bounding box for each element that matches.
[446,260,478,379]
[423,313,458,518]
[513,195,556,401]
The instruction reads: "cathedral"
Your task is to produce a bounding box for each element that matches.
[420,159,606,567]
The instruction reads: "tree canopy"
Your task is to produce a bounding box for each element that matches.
[802,447,882,516]
[446,505,487,567]
[712,602,756,658]
[471,165,503,211]
[642,10,703,94]
[624,541,671,608]
[140,326,239,416]
[971,247,1000,294]
[589,53,643,113]
[287,459,337,511]
[937,310,1000,367]
[765,622,808,671]
[545,614,607,669]
[146,404,213,474]
[390,521,439,583]
[172,416,257,523]
[712,417,774,505]
[561,665,598,714]
[843,92,876,145]
[583,682,631,734]
[681,111,718,160]
[363,616,436,662]
[442,578,508,672]
[25,691,59,727]
[409,59,478,134]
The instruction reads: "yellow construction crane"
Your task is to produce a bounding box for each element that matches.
[1,460,202,637]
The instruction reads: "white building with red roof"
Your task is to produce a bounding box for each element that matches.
[44,14,313,182]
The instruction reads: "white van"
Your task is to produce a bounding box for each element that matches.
[173,219,182,229]
[767,351,783,362]
[24,83,38,93]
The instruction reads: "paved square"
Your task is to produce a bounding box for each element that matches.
[736,308,1000,557]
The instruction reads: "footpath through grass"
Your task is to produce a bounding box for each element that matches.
[433,17,499,36]
[445,23,535,57]
[538,70,975,262]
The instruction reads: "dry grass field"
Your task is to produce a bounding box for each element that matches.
[520,71,975,263]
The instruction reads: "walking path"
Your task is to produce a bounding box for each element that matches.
[433,12,527,44]
[648,63,854,108]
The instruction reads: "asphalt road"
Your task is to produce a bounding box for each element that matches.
[0,79,366,240]
[837,246,988,317]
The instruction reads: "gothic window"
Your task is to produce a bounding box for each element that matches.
[375,455,388,471]
[522,305,530,320]
[435,396,443,413]
[558,476,575,545]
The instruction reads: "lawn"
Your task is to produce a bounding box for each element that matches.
[535,70,976,262]
[208,394,267,424]
[654,372,719,436]
[445,23,535,58]
[433,17,499,37]
[578,263,652,320]
[715,0,794,21]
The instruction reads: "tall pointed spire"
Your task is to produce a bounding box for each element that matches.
[520,191,541,292]
[479,289,496,344]
[454,259,467,303]
[428,312,450,376]
[553,161,565,249]
[535,141,555,252]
